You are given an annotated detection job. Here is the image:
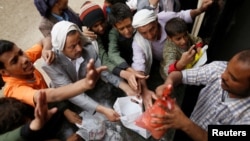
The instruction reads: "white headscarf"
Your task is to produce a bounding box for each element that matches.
[132,9,157,28]
[132,9,156,74]
[51,21,87,51]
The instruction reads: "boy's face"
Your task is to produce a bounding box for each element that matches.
[115,17,134,38]
[0,45,34,78]
[137,20,158,41]
[63,31,83,60]
[168,32,189,49]
[90,20,106,35]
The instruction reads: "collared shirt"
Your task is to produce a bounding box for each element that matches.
[67,57,84,79]
[182,61,250,131]
[52,12,69,21]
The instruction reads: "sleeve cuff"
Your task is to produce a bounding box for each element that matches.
[168,60,179,74]
[20,123,40,140]
[113,62,129,76]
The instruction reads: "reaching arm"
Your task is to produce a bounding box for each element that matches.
[190,0,213,18]
[140,76,156,110]
[155,71,183,98]
[182,119,208,141]
[40,36,55,65]
[34,59,107,104]
[151,102,208,141]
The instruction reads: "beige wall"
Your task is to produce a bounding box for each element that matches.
[0,0,104,96]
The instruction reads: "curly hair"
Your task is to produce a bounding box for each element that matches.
[0,97,34,134]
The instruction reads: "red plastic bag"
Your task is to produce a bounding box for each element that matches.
[135,85,175,139]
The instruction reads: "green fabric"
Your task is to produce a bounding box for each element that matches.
[96,36,116,71]
[108,28,127,66]
[0,126,25,141]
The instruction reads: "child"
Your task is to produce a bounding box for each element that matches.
[160,17,203,80]
[102,0,127,18]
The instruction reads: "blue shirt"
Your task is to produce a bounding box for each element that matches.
[182,61,250,131]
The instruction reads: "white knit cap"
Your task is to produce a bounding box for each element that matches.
[51,21,82,51]
[132,9,157,28]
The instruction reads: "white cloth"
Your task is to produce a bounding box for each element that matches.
[51,21,88,51]
[132,9,157,28]
[126,0,137,10]
[66,56,84,79]
[133,32,152,75]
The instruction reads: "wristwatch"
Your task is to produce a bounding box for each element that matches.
[149,4,157,9]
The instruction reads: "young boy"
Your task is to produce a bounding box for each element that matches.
[0,39,103,107]
[160,17,203,80]
[79,1,138,96]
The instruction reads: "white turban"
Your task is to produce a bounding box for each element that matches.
[51,21,85,51]
[132,9,157,28]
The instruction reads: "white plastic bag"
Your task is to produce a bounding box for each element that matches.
[113,96,151,139]
[76,111,106,141]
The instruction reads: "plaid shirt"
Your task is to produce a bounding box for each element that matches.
[182,61,250,131]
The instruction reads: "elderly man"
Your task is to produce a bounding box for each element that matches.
[131,0,213,109]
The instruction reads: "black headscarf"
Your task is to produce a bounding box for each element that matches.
[34,0,58,17]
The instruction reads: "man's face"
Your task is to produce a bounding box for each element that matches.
[63,31,83,60]
[221,56,250,98]
[168,32,189,49]
[115,17,134,38]
[137,20,158,41]
[0,45,34,78]
[54,0,68,13]
[91,20,106,35]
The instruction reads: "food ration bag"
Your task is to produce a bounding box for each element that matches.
[135,85,175,139]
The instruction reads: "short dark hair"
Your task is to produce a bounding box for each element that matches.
[0,40,15,69]
[236,49,250,66]
[234,49,250,88]
[105,0,126,5]
[0,97,34,134]
[165,17,188,37]
[108,2,133,26]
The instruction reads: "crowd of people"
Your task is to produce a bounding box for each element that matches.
[1,0,249,141]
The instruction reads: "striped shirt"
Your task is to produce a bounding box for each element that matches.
[182,61,250,131]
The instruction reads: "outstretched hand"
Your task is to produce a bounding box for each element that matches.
[30,91,57,131]
[151,102,189,131]
[42,50,55,65]
[85,59,107,89]
[199,0,214,12]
